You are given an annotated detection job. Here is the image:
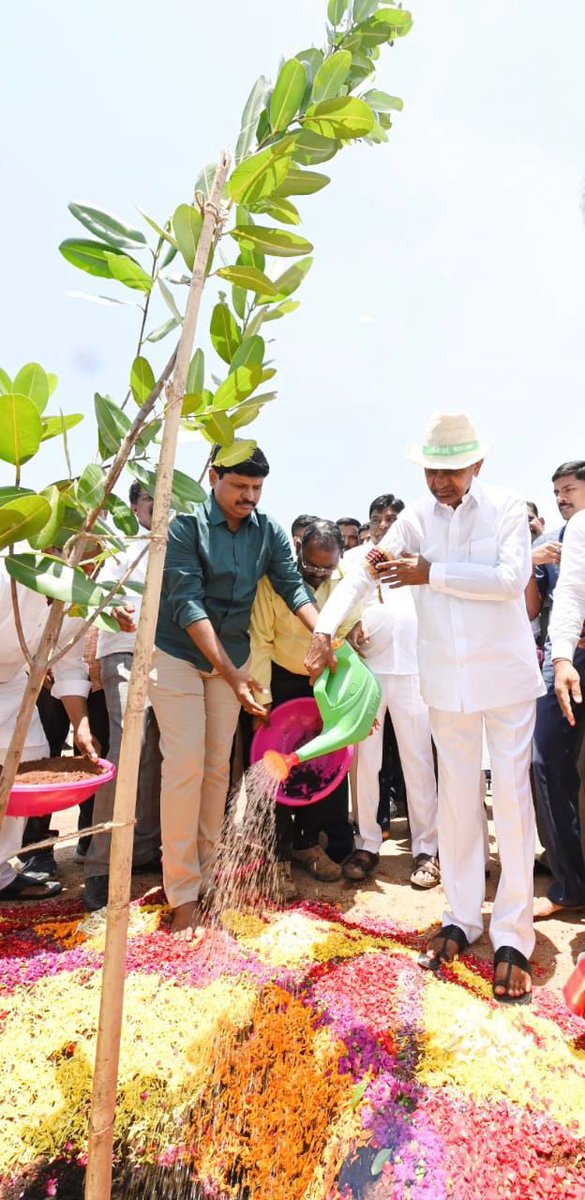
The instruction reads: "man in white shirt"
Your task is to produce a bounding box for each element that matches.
[341,495,439,888]
[306,412,545,1004]
[84,484,161,912]
[0,563,96,901]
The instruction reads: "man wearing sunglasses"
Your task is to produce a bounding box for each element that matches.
[249,519,361,897]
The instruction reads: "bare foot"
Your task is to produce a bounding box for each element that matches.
[494,961,531,1000]
[533,896,566,920]
[170,901,205,941]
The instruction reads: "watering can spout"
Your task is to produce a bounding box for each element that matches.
[262,642,381,778]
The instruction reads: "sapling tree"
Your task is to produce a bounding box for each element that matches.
[0,3,413,1194]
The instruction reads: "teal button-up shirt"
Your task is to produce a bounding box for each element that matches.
[155,493,311,672]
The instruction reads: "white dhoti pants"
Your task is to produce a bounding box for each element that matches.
[0,741,49,890]
[356,673,438,858]
[429,700,536,960]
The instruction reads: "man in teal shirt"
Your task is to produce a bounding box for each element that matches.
[149,447,318,938]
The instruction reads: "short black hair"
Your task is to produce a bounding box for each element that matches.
[211,445,270,479]
[552,461,585,483]
[336,517,361,531]
[526,501,539,516]
[302,519,343,554]
[359,522,370,535]
[368,493,395,517]
[291,513,319,538]
[129,480,152,505]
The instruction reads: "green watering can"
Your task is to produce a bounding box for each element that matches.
[263,641,382,783]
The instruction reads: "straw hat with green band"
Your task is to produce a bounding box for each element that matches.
[406,412,493,470]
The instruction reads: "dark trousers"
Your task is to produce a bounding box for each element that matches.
[532,647,585,906]
[21,689,110,853]
[377,711,407,825]
[271,663,353,863]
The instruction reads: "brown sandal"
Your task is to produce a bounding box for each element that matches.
[410,853,440,890]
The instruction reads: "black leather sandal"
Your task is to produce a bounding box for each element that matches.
[418,923,469,972]
[493,945,532,1005]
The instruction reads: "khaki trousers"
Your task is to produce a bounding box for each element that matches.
[148,647,241,908]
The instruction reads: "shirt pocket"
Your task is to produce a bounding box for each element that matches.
[468,536,498,565]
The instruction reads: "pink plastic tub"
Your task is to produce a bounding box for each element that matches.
[250,697,353,808]
[7,758,117,818]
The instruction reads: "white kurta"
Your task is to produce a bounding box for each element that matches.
[549,509,585,663]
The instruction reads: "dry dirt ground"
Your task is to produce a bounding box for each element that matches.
[38,799,585,1001]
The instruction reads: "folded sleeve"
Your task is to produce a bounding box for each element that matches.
[162,515,208,629]
[550,512,585,661]
[266,522,311,613]
[315,513,414,637]
[52,616,91,699]
[428,494,531,601]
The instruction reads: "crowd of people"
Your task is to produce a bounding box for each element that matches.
[1,410,584,1007]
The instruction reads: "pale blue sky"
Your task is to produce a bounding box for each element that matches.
[2,0,584,534]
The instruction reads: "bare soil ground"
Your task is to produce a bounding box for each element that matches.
[42,799,585,1000]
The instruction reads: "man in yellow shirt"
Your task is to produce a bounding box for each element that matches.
[250,520,361,898]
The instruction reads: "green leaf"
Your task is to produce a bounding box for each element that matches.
[146,317,179,343]
[0,394,42,466]
[312,50,352,102]
[228,140,294,206]
[295,49,325,88]
[292,130,339,164]
[0,495,52,551]
[40,413,84,442]
[302,97,375,139]
[210,303,242,364]
[5,553,111,607]
[186,349,205,395]
[260,256,313,301]
[0,369,12,395]
[232,284,247,320]
[216,266,278,296]
[181,393,204,417]
[354,7,413,45]
[59,238,126,279]
[231,403,263,430]
[274,169,329,197]
[248,302,299,333]
[135,419,163,452]
[128,461,206,512]
[94,393,131,455]
[212,439,257,468]
[371,1148,393,1176]
[68,202,147,249]
[12,364,50,415]
[247,196,301,225]
[173,204,203,271]
[350,1079,368,1108]
[27,486,65,551]
[230,226,313,258]
[77,464,106,510]
[213,364,264,411]
[107,493,139,537]
[194,162,219,201]
[235,75,271,165]
[269,58,307,133]
[328,0,349,23]
[130,356,156,405]
[229,336,265,374]
[104,252,153,292]
[158,277,184,323]
[46,373,58,397]
[0,486,34,504]
[353,0,378,20]
[362,88,404,112]
[196,410,235,445]
[138,209,179,248]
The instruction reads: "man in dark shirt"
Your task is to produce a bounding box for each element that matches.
[526,461,585,919]
[149,447,318,938]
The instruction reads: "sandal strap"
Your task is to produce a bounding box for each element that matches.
[440,924,469,953]
[494,945,531,975]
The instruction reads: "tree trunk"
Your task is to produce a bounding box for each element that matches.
[84,150,231,1200]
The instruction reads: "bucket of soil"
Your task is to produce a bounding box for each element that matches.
[250,697,353,807]
[6,757,116,817]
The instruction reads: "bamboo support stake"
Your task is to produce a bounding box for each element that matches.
[84,150,231,1200]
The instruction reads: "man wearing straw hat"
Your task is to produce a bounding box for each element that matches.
[305,412,545,1004]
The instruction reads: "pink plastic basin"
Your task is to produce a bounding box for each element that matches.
[7,758,117,818]
[250,697,353,808]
